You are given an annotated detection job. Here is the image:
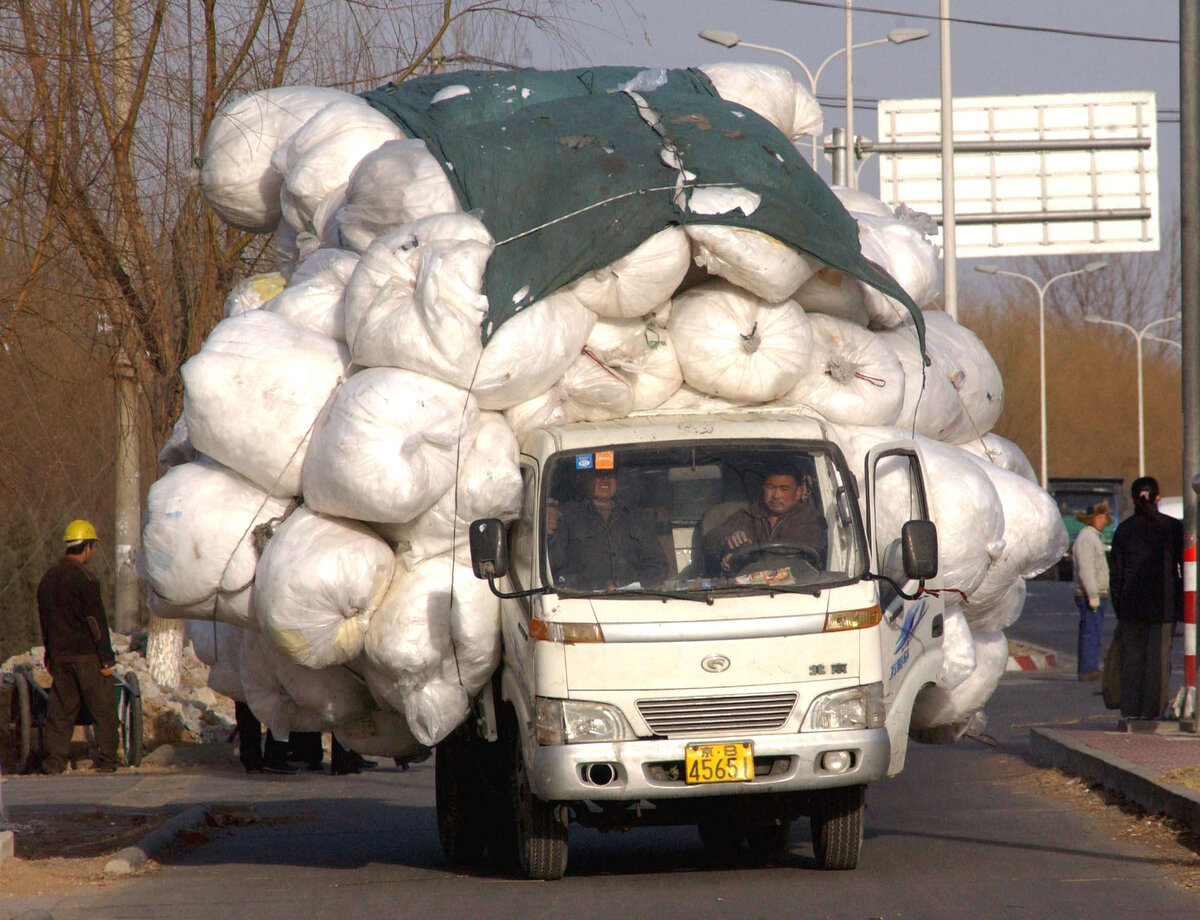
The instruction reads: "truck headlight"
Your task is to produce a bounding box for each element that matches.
[536,697,637,744]
[805,682,885,731]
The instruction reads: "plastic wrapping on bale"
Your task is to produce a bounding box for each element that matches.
[699,62,823,142]
[181,310,351,497]
[140,457,291,629]
[909,628,1008,740]
[656,384,747,412]
[264,247,359,342]
[157,414,196,469]
[332,707,426,761]
[938,606,977,691]
[335,138,461,253]
[780,313,904,426]
[877,318,971,442]
[920,310,1005,443]
[564,227,692,318]
[793,266,871,327]
[199,86,350,233]
[585,317,683,411]
[668,279,812,403]
[831,186,895,219]
[343,214,494,385]
[240,636,374,737]
[223,273,287,318]
[254,508,396,669]
[302,367,480,524]
[855,213,941,329]
[471,289,596,410]
[271,97,403,236]
[686,224,822,303]
[186,619,249,702]
[960,433,1037,484]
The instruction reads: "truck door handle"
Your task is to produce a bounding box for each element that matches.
[931,614,943,638]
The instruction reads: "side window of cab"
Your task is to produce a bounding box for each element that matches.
[508,463,538,603]
[870,451,928,614]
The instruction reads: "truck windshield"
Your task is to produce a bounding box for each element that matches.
[543,442,866,595]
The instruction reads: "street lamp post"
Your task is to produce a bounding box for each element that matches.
[1084,312,1183,477]
[975,261,1109,489]
[697,27,928,179]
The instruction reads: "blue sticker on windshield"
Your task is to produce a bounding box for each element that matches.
[575,453,594,470]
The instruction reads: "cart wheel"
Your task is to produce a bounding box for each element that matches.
[9,675,32,774]
[121,673,144,767]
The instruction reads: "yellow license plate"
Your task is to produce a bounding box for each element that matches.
[684,741,755,784]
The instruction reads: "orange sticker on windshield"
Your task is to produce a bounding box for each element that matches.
[595,450,614,469]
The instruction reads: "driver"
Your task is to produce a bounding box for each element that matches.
[704,468,826,576]
[547,467,669,591]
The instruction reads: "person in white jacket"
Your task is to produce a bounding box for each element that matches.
[1073,502,1112,681]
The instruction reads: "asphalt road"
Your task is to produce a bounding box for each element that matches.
[15,581,1200,920]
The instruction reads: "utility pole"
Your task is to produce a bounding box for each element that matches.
[939,0,957,321]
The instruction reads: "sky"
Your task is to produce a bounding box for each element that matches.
[526,1,1182,255]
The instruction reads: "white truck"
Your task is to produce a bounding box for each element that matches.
[437,409,945,879]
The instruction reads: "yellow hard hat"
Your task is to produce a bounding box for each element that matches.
[63,519,98,543]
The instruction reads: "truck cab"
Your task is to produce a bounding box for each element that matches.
[438,410,943,878]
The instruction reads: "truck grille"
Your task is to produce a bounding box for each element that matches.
[635,692,798,736]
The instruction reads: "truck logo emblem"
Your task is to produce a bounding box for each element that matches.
[701,655,730,673]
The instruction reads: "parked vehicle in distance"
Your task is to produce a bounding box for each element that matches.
[1043,477,1124,581]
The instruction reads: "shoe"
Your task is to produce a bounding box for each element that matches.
[351,752,377,770]
[262,762,300,775]
[1078,670,1102,682]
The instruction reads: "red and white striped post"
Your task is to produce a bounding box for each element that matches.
[1183,537,1196,727]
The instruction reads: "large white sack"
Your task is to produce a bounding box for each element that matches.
[686,225,822,303]
[335,138,461,254]
[960,433,1037,484]
[302,367,480,524]
[857,213,941,329]
[909,628,1008,738]
[396,413,523,567]
[831,186,896,219]
[471,290,596,410]
[793,265,871,327]
[274,220,303,280]
[564,228,692,318]
[655,384,745,412]
[585,318,683,411]
[265,248,359,342]
[922,310,1005,442]
[254,508,396,669]
[157,414,196,469]
[832,426,1006,597]
[877,319,970,442]
[199,86,351,233]
[223,272,288,318]
[668,279,812,403]
[140,457,290,629]
[700,62,823,141]
[186,619,248,702]
[240,636,374,736]
[780,314,904,426]
[938,606,976,691]
[333,707,426,760]
[343,214,494,384]
[272,97,403,235]
[181,310,351,496]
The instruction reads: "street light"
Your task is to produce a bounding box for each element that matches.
[975,261,1109,489]
[697,27,928,177]
[1084,311,1183,477]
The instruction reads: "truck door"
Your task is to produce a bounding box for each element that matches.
[865,443,945,774]
[499,459,542,728]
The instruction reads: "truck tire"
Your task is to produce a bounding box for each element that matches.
[697,819,746,861]
[9,676,32,774]
[435,732,488,867]
[510,730,568,880]
[810,784,865,870]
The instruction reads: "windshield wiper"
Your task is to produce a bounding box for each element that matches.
[558,587,715,605]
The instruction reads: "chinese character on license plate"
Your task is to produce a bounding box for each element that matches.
[684,741,755,784]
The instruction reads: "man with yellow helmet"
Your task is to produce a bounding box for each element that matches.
[35,519,120,773]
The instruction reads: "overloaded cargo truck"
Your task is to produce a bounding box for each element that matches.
[436,410,945,879]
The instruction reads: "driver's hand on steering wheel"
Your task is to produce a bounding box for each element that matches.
[721,530,750,572]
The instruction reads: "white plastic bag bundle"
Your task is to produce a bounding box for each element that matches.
[793,266,871,327]
[157,414,196,469]
[668,279,812,403]
[964,577,1028,633]
[335,138,461,253]
[564,228,691,318]
[272,97,403,235]
[343,214,494,385]
[686,225,822,303]
[333,707,425,760]
[302,367,480,524]
[960,433,1037,484]
[199,86,350,233]
[181,310,351,496]
[831,186,896,219]
[396,413,523,567]
[471,289,596,410]
[585,318,683,411]
[909,629,1009,736]
[656,384,747,412]
[877,319,970,442]
[240,636,374,736]
[140,457,290,628]
[781,314,904,426]
[856,213,941,329]
[700,62,823,141]
[938,606,977,691]
[274,220,303,280]
[922,310,1005,442]
[265,248,359,342]
[223,273,287,318]
[186,619,248,702]
[254,508,396,669]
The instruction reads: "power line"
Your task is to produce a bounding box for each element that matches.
[764,0,1178,45]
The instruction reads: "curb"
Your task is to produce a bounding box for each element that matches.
[1006,640,1060,672]
[104,804,210,877]
[1030,727,1200,837]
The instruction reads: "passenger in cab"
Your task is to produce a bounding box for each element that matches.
[705,467,826,576]
[547,467,668,591]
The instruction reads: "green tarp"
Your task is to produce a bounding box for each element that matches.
[361,68,925,355]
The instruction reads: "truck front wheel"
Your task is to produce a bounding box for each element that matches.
[810,784,865,870]
[510,733,568,880]
[435,732,488,867]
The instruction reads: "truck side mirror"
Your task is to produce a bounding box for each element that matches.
[901,519,938,581]
[470,519,509,579]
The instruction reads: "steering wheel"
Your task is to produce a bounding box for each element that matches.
[724,541,821,573]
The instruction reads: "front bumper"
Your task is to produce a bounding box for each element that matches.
[530,728,890,802]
